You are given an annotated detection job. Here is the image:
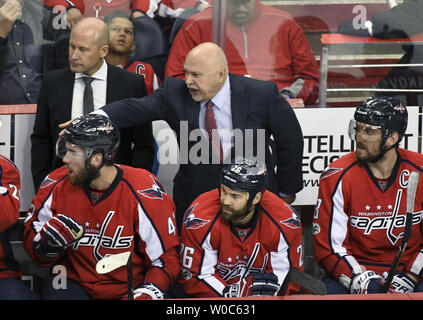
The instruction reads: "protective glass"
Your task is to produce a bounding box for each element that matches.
[56,137,92,159]
[348,119,382,142]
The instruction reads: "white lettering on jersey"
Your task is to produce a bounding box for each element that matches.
[8,184,19,200]
[73,211,134,261]
[350,189,422,245]
[399,169,411,188]
[216,253,268,281]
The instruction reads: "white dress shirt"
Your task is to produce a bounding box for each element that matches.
[71,60,108,119]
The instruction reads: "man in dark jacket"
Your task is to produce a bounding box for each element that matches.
[31,18,154,191]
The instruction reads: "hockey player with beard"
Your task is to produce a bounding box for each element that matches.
[178,156,303,297]
[23,114,180,299]
[313,97,423,294]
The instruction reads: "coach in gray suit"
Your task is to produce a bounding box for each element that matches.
[31,18,154,191]
[94,42,304,231]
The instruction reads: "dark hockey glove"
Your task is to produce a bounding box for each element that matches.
[384,271,417,293]
[33,214,85,258]
[223,273,280,297]
[248,272,280,296]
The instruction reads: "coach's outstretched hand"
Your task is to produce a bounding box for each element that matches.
[58,119,73,137]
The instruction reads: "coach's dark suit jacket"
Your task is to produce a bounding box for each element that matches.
[102,74,304,229]
[31,63,155,190]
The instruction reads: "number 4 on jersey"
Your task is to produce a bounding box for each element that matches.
[168,217,176,235]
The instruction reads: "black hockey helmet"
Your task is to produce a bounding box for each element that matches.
[353,96,408,143]
[56,114,120,164]
[220,156,267,202]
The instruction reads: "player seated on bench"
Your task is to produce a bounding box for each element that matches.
[178,156,304,297]
[313,97,423,294]
[23,114,180,300]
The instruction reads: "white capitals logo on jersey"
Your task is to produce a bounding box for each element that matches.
[350,188,422,246]
[217,252,268,281]
[72,211,134,261]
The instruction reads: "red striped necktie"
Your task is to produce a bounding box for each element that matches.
[205,100,223,162]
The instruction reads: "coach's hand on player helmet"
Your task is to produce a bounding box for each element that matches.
[349,270,385,294]
[384,271,417,293]
[129,283,165,300]
[33,214,85,258]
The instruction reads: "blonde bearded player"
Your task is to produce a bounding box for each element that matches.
[23,114,180,299]
[313,97,423,294]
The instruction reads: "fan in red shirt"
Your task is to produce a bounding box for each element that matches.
[23,114,180,299]
[179,156,304,297]
[166,0,319,105]
[313,97,423,294]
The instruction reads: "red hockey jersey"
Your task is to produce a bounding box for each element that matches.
[313,149,423,282]
[123,59,160,95]
[0,155,21,279]
[165,0,319,104]
[23,165,180,299]
[179,189,303,297]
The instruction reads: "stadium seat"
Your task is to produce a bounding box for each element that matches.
[131,16,169,80]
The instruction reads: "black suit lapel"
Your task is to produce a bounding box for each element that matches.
[229,74,249,130]
[62,68,75,120]
[106,64,118,103]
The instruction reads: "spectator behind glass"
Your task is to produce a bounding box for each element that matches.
[165,0,320,105]
[0,0,68,104]
[104,10,160,95]
[40,0,209,29]
[337,0,423,106]
[41,0,145,28]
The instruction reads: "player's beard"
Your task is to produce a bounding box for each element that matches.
[70,163,101,185]
[221,202,251,223]
[356,140,390,163]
